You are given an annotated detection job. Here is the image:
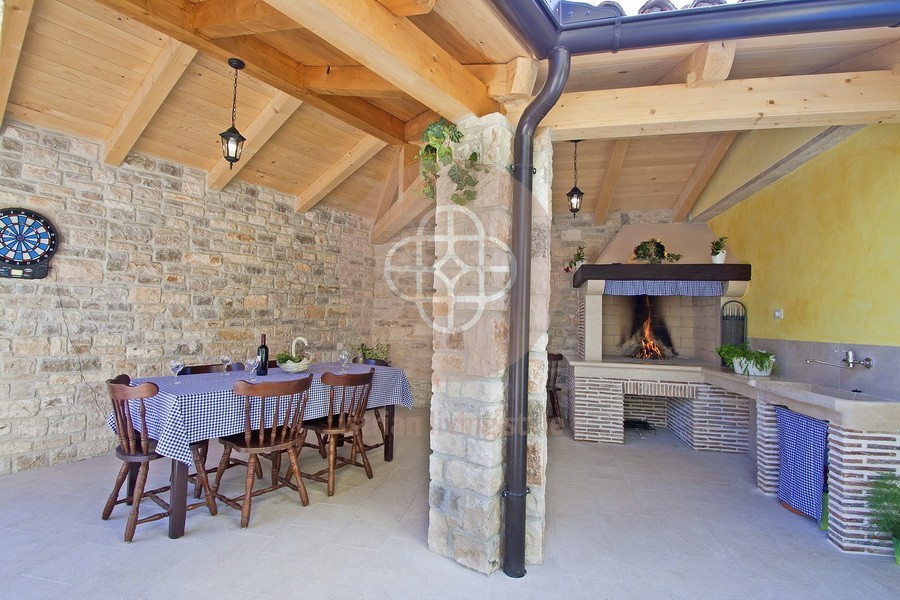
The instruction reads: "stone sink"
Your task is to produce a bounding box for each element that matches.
[753,379,900,430]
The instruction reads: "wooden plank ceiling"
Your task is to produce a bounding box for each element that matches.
[2,0,898,236]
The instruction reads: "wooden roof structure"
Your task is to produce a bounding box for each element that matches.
[1,0,898,239]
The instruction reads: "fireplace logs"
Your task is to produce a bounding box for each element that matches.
[617,295,675,359]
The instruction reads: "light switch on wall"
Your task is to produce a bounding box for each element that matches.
[773,309,784,319]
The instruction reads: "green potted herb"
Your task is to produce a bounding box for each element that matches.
[869,472,900,565]
[632,238,682,264]
[564,246,586,273]
[354,342,390,366]
[711,236,727,264]
[716,342,776,377]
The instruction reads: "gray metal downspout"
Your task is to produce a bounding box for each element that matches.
[503,45,571,579]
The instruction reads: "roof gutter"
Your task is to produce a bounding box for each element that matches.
[493,0,899,579]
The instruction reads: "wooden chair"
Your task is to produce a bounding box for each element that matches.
[178,362,244,375]
[211,377,312,528]
[102,375,216,542]
[303,369,375,496]
[547,353,564,426]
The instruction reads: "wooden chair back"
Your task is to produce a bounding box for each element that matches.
[547,353,564,390]
[107,374,160,456]
[232,377,312,448]
[179,363,224,375]
[320,369,375,430]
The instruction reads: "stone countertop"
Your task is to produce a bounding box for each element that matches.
[570,360,900,432]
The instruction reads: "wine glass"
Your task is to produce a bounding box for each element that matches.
[219,354,232,377]
[169,359,184,384]
[245,355,260,380]
[338,350,351,374]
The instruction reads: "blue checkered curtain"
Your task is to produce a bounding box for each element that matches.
[603,280,724,296]
[775,406,829,523]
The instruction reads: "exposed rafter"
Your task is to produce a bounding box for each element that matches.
[656,40,736,87]
[672,132,738,222]
[0,0,34,125]
[93,0,406,145]
[816,39,900,73]
[103,39,197,166]
[207,92,303,191]
[376,0,435,17]
[591,139,629,226]
[295,136,387,212]
[465,57,538,103]
[370,177,428,244]
[375,146,402,220]
[526,69,900,141]
[191,0,299,38]
[264,0,498,122]
[404,110,438,143]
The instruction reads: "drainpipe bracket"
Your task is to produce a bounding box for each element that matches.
[509,165,537,175]
[502,488,531,499]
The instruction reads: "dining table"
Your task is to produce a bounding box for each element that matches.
[107,362,413,538]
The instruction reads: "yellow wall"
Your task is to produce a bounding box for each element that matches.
[710,124,900,345]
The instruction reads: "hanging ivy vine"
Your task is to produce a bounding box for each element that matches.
[419,118,487,206]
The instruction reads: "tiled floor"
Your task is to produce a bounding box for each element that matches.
[2,410,898,599]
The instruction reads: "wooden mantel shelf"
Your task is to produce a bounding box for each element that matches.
[572,263,752,288]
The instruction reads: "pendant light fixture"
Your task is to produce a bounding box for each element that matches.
[566,140,584,217]
[219,58,246,169]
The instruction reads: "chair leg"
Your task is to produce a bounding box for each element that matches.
[190,444,217,517]
[550,390,562,427]
[271,451,282,486]
[193,440,209,499]
[316,431,326,459]
[286,446,309,507]
[240,454,258,528]
[373,408,386,443]
[102,462,130,520]
[124,462,149,543]
[355,433,373,479]
[212,446,232,495]
[326,434,338,497]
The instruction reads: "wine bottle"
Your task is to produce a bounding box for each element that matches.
[256,334,269,376]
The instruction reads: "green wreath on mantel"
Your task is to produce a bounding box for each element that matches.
[632,238,682,264]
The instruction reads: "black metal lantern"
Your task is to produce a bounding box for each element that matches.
[566,139,584,217]
[219,58,246,168]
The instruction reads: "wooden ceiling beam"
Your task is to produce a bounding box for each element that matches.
[656,40,736,87]
[404,109,438,143]
[376,0,435,17]
[591,139,629,226]
[295,136,387,212]
[370,176,428,244]
[207,91,302,191]
[464,57,538,103]
[0,0,35,125]
[529,69,900,141]
[263,0,498,123]
[375,146,402,220]
[305,66,405,98]
[190,0,299,38]
[103,39,197,166]
[672,132,738,222]
[93,0,406,145]
[432,0,529,64]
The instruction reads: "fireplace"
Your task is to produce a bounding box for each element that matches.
[573,223,751,366]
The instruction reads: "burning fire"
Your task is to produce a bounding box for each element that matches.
[632,313,666,359]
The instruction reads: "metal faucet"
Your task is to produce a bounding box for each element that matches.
[805,350,873,369]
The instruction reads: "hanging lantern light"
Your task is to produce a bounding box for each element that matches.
[566,140,584,217]
[219,58,246,169]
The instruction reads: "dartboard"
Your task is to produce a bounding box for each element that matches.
[0,208,58,271]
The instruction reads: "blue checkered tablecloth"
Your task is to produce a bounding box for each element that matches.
[775,406,829,523]
[604,280,725,296]
[106,363,413,467]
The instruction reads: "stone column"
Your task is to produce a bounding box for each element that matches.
[428,114,552,573]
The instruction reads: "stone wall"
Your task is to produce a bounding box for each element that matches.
[371,217,435,408]
[0,120,375,474]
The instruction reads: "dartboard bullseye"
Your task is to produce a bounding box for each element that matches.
[0,208,58,279]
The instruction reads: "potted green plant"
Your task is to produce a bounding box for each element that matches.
[632,238,682,264]
[354,341,390,366]
[716,342,776,377]
[710,236,727,264]
[869,472,900,565]
[564,245,586,273]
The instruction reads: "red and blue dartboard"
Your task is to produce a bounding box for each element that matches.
[0,208,58,279]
